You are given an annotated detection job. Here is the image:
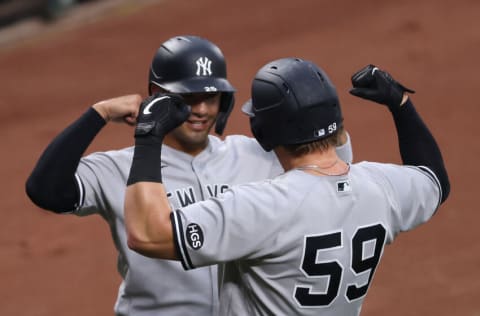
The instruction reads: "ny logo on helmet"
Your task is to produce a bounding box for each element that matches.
[196,57,212,76]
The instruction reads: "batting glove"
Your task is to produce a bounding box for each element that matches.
[127,93,190,185]
[349,64,415,111]
[135,93,191,143]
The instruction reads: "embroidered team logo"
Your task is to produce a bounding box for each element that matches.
[186,223,204,250]
[196,57,212,76]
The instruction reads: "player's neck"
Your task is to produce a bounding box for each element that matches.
[275,146,348,176]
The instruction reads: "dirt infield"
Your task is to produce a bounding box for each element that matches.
[1,0,479,315]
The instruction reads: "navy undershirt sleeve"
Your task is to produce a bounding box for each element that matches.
[25,108,106,212]
[391,100,450,203]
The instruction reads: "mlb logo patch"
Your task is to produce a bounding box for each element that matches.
[314,128,326,137]
[337,180,351,192]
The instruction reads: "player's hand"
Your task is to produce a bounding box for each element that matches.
[135,93,191,142]
[92,94,142,125]
[349,64,415,111]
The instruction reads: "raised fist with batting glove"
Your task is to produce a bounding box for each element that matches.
[127,93,190,185]
[349,64,415,112]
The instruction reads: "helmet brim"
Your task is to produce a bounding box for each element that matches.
[153,77,235,94]
[241,99,254,117]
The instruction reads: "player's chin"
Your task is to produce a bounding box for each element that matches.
[180,123,213,141]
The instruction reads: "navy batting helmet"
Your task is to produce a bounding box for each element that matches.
[242,57,343,151]
[148,35,236,135]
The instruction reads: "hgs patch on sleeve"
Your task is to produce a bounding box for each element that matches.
[186,223,204,250]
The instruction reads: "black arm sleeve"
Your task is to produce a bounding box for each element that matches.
[391,99,450,203]
[25,108,106,213]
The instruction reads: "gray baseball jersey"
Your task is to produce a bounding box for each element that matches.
[171,162,441,315]
[74,134,352,316]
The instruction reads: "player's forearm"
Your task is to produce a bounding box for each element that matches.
[391,99,450,203]
[125,182,177,259]
[125,94,189,258]
[25,107,106,212]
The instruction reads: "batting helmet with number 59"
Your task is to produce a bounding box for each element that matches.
[242,57,343,151]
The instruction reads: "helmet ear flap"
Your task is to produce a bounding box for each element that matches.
[215,93,234,135]
[249,116,272,152]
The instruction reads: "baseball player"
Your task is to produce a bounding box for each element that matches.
[124,58,450,315]
[25,36,353,315]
